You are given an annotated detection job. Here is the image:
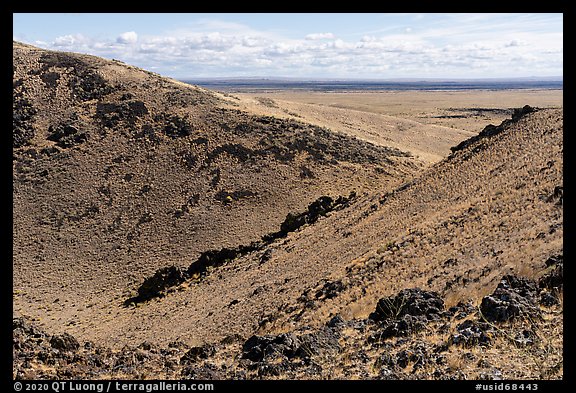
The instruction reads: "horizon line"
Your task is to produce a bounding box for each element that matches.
[180,76,563,82]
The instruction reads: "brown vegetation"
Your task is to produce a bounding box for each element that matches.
[13,42,562,380]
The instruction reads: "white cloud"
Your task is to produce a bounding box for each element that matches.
[505,39,529,47]
[305,32,335,40]
[28,16,561,79]
[117,31,138,44]
[53,33,88,47]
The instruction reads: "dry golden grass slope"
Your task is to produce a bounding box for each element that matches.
[224,89,562,163]
[80,107,560,349]
[13,41,421,342]
[13,42,562,380]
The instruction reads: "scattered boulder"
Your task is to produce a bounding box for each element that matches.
[242,333,300,362]
[546,186,563,206]
[538,255,563,306]
[374,352,397,370]
[13,317,45,338]
[539,291,560,307]
[450,319,493,348]
[180,344,216,364]
[479,275,540,323]
[326,315,346,329]
[396,344,429,370]
[514,329,537,347]
[447,301,476,320]
[539,256,563,291]
[47,123,87,148]
[315,279,345,300]
[49,333,80,352]
[369,288,444,322]
[295,327,341,360]
[369,314,428,343]
[241,327,340,366]
[544,254,563,268]
[368,289,445,343]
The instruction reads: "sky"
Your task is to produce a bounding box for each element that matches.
[13,13,563,80]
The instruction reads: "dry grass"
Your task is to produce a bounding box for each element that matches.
[227,90,562,163]
[13,42,562,380]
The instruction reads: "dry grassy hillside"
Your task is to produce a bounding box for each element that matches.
[225,89,562,163]
[13,41,421,342]
[13,42,562,381]
[14,106,562,380]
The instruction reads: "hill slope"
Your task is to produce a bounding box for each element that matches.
[13,41,422,340]
[14,106,562,380]
[13,42,562,380]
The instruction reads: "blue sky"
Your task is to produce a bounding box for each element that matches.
[13,13,563,80]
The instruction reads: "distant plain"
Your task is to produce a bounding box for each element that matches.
[196,82,562,162]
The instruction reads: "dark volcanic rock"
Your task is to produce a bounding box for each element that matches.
[315,279,345,300]
[450,105,536,155]
[242,327,340,365]
[257,361,295,377]
[544,254,563,268]
[180,344,216,364]
[369,288,444,322]
[47,123,87,148]
[96,101,149,130]
[13,96,37,148]
[538,255,563,306]
[326,315,346,329]
[49,333,80,352]
[479,275,540,323]
[157,114,193,138]
[447,301,476,320]
[395,344,429,370]
[129,193,356,305]
[539,291,560,307]
[368,289,445,343]
[546,186,563,206]
[369,315,428,343]
[180,363,223,380]
[450,319,493,348]
[13,317,45,338]
[242,333,300,362]
[511,105,536,121]
[295,327,341,360]
[131,266,188,303]
[539,255,563,291]
[38,52,114,101]
[265,193,356,241]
